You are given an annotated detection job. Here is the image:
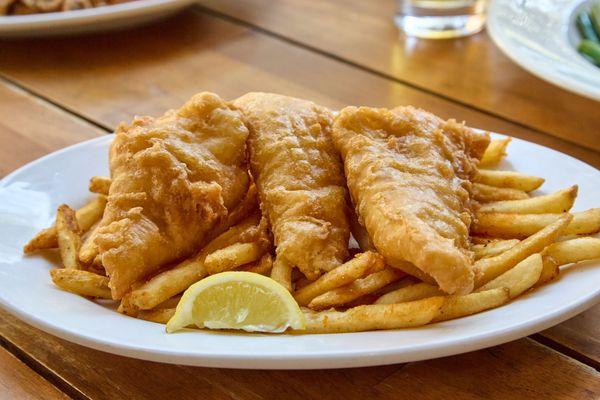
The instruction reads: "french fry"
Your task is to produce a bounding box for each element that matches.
[293,252,385,306]
[536,255,559,286]
[302,296,444,333]
[477,253,543,298]
[308,268,404,310]
[474,170,544,192]
[472,239,520,260]
[88,176,111,195]
[374,282,444,305]
[479,137,511,168]
[56,205,83,270]
[472,183,529,203]
[478,186,577,214]
[136,308,176,324]
[544,237,600,266]
[241,253,273,275]
[204,242,265,275]
[474,214,571,287]
[79,225,100,264]
[124,215,261,310]
[23,195,106,253]
[270,258,293,292]
[73,195,107,231]
[432,288,510,322]
[470,237,501,245]
[472,209,600,239]
[50,268,111,299]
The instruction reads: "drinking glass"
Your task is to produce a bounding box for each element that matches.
[395,0,488,39]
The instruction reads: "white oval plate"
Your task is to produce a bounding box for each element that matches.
[487,0,600,101]
[0,133,598,369]
[0,0,194,37]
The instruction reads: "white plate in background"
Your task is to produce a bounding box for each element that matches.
[0,0,194,37]
[487,0,600,101]
[0,133,598,369]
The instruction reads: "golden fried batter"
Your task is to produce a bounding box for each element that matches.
[234,93,350,280]
[95,92,250,299]
[333,106,489,294]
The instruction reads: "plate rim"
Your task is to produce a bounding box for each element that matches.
[0,0,195,33]
[0,133,599,369]
[487,0,600,101]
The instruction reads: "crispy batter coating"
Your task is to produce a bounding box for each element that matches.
[333,106,490,294]
[234,93,350,280]
[95,92,250,298]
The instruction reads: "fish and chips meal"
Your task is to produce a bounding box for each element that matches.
[24,92,600,334]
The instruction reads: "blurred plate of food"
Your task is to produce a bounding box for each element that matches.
[488,0,600,101]
[0,92,599,369]
[0,0,194,37]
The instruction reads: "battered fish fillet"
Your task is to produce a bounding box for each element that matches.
[332,106,490,294]
[94,92,250,299]
[233,93,350,280]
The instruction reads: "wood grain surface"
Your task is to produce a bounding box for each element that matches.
[197,0,600,152]
[0,4,598,399]
[1,309,597,400]
[0,346,70,400]
[0,82,104,176]
[0,12,597,168]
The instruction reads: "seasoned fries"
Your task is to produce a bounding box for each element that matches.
[308,268,404,310]
[56,205,83,270]
[294,252,385,306]
[204,242,265,275]
[478,186,577,214]
[479,137,511,168]
[375,282,444,305]
[124,214,263,310]
[432,288,510,322]
[270,258,293,292]
[472,183,529,203]
[477,254,543,298]
[473,208,600,239]
[474,169,544,192]
[472,239,520,260]
[241,253,274,275]
[24,195,106,253]
[50,268,112,299]
[544,237,600,265]
[25,102,600,336]
[303,297,445,333]
[474,214,571,287]
[88,176,111,195]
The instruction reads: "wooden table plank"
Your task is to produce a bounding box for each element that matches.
[0,12,598,367]
[196,0,600,152]
[0,82,105,176]
[539,306,600,368]
[0,12,597,169]
[1,309,598,400]
[376,340,600,400]
[0,345,70,400]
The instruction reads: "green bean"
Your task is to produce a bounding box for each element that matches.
[577,12,600,42]
[578,39,600,66]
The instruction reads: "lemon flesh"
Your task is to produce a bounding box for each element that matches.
[166,271,305,333]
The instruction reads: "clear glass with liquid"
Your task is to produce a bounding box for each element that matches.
[395,0,488,39]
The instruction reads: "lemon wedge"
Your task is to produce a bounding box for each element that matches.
[166,271,305,333]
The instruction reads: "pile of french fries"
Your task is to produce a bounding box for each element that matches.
[24,137,600,334]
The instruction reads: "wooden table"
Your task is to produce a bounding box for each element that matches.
[0,2,598,398]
